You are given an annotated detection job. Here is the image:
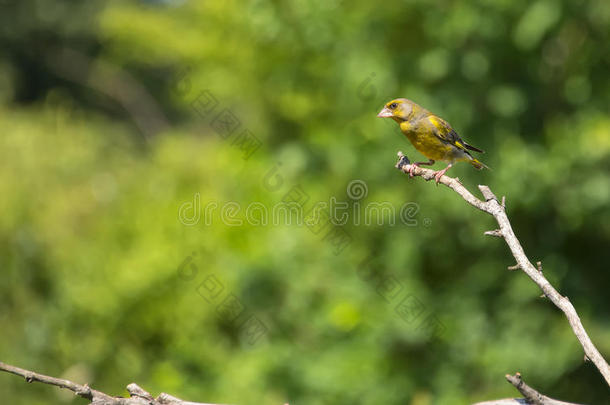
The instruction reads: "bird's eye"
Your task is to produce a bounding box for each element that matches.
[389,103,398,109]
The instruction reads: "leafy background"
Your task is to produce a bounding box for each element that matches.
[1,0,609,404]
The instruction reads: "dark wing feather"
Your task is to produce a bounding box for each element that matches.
[463,142,484,153]
[428,115,484,153]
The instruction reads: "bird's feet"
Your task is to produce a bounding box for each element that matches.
[407,160,435,178]
[432,164,453,184]
[407,163,420,177]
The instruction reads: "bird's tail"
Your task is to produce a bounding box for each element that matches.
[470,158,489,170]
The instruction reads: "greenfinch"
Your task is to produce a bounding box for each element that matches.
[378,98,487,182]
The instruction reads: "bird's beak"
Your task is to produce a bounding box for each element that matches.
[377,107,393,118]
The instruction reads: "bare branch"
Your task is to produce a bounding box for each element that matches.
[0,361,225,405]
[395,152,610,387]
[471,371,587,405]
[493,373,583,405]
[0,361,99,401]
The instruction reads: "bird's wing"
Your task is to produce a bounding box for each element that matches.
[427,115,484,153]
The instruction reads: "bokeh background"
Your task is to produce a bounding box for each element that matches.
[1,0,609,404]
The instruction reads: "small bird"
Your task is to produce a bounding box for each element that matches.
[378,98,487,183]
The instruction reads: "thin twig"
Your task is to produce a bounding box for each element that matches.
[485,229,503,238]
[0,361,100,401]
[0,361,223,405]
[490,373,582,405]
[395,152,610,387]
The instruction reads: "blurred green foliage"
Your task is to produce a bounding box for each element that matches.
[1,0,609,404]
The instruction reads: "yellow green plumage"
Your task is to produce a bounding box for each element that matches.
[378,98,487,181]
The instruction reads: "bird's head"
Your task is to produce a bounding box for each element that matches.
[377,98,417,122]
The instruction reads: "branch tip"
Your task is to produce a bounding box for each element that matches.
[507,264,521,271]
[484,229,503,238]
[477,373,586,405]
[395,151,411,170]
[478,185,499,203]
[127,383,153,400]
